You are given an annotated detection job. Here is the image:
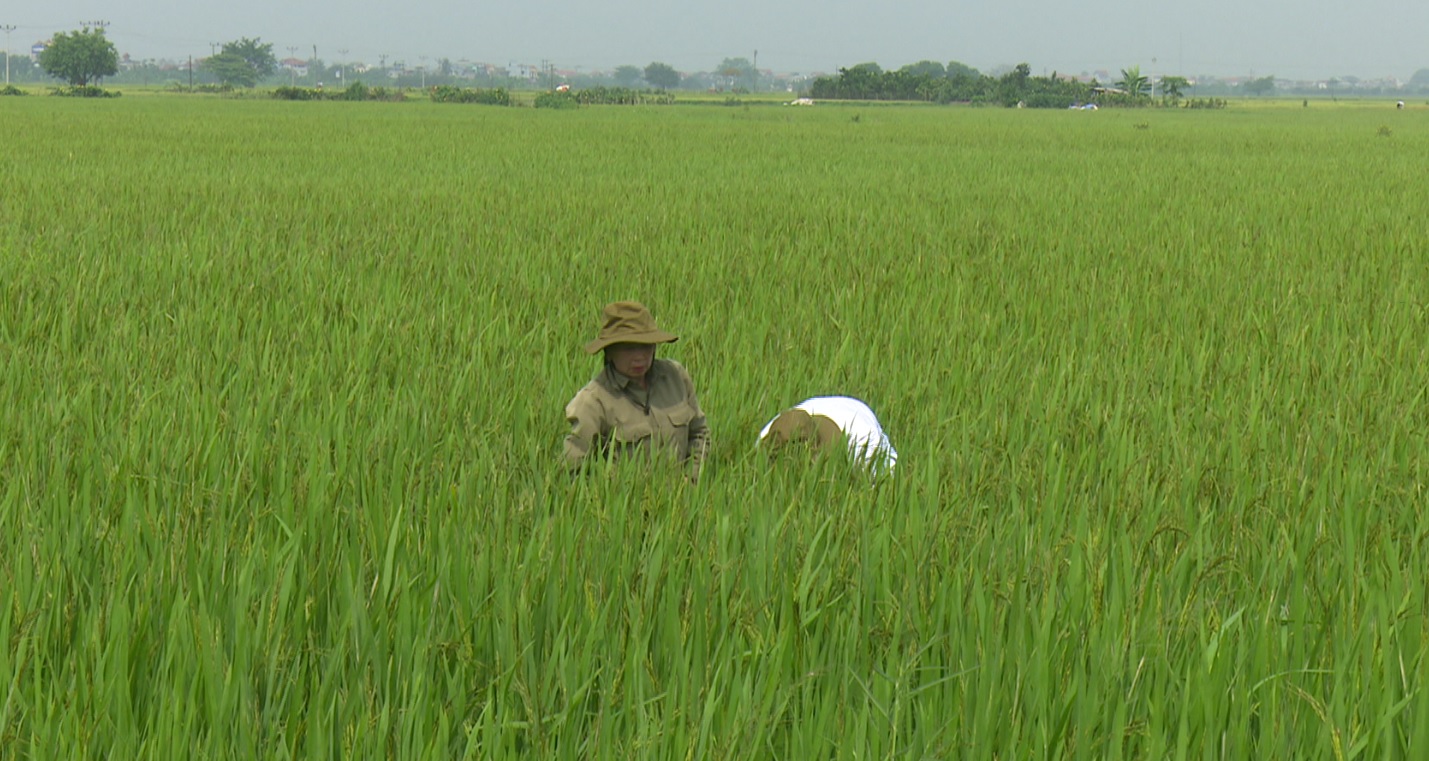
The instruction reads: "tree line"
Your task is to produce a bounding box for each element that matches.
[807,61,1190,108]
[24,28,1429,101]
[21,30,775,93]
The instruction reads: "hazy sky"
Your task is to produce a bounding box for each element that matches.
[7,0,1427,80]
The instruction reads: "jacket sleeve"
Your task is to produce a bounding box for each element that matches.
[564,388,604,472]
[680,368,710,483]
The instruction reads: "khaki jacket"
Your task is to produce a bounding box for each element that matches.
[564,359,709,480]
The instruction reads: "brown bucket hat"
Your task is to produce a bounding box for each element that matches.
[764,409,843,451]
[583,301,679,354]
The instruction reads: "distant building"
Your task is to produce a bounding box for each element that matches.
[280,58,308,77]
[31,42,48,61]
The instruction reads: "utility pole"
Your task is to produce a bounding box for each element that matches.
[338,48,348,85]
[286,46,297,85]
[419,55,428,88]
[1,25,15,86]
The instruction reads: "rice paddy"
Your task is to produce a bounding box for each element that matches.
[1,95,1427,758]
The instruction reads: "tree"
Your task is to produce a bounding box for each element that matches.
[716,57,757,90]
[1243,75,1275,96]
[221,37,276,79]
[37,28,118,86]
[643,61,679,90]
[900,60,945,79]
[1116,65,1149,96]
[997,63,1032,106]
[201,53,259,87]
[945,60,980,80]
[613,65,642,87]
[1160,75,1190,99]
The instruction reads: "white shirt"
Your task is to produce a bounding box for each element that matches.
[758,396,898,472]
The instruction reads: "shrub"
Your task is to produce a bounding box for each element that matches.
[1181,97,1228,109]
[0,84,27,96]
[273,85,322,101]
[534,91,579,109]
[429,85,510,105]
[50,85,120,98]
[363,86,406,103]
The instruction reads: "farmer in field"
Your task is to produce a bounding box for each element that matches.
[564,301,709,482]
[758,396,897,475]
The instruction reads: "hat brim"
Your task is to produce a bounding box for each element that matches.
[584,330,679,355]
[764,410,842,450]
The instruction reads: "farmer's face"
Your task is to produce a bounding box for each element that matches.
[607,343,656,380]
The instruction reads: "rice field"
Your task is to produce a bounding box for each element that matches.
[2,95,1428,758]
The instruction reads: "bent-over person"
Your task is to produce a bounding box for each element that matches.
[759,396,897,475]
[564,301,710,482]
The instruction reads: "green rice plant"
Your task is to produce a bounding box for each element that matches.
[0,97,1426,759]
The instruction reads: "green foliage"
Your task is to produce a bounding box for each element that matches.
[900,60,946,79]
[1160,75,1191,99]
[945,60,980,79]
[533,90,579,109]
[3,98,1428,759]
[428,85,511,105]
[340,80,368,101]
[1093,90,1152,108]
[201,52,258,88]
[643,61,680,90]
[568,86,672,105]
[613,64,643,88]
[1243,75,1277,96]
[48,84,120,98]
[810,60,1090,108]
[221,37,278,79]
[0,84,27,96]
[715,57,758,90]
[36,28,118,86]
[1117,65,1150,96]
[1180,97,1228,109]
[358,85,404,102]
[271,84,407,102]
[272,85,321,100]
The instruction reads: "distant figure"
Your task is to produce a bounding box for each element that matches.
[1397,100,1405,110]
[759,396,897,474]
[556,83,571,92]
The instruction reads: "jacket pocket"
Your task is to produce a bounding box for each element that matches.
[611,416,654,446]
[660,404,698,458]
